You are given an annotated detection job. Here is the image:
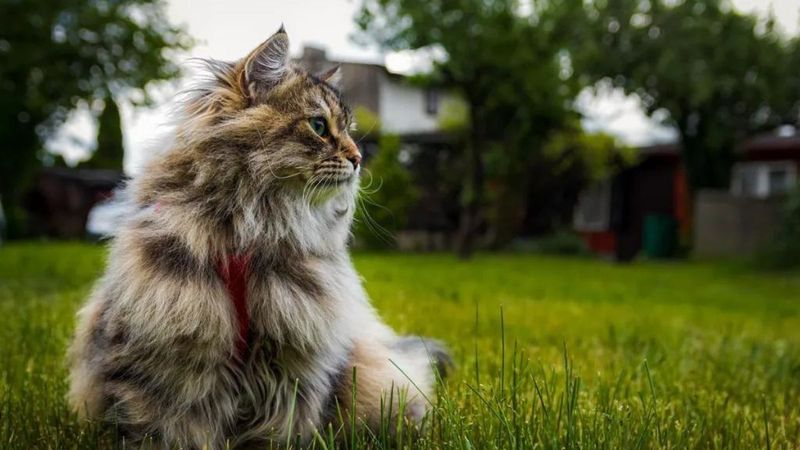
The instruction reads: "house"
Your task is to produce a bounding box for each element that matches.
[297,46,457,145]
[575,130,800,260]
[298,46,463,248]
[574,143,690,261]
[25,168,126,238]
[694,132,800,257]
[729,133,799,199]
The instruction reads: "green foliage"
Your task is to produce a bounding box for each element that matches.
[0,0,192,236]
[579,0,800,190]
[352,105,381,139]
[516,230,590,255]
[2,243,800,448]
[483,124,632,246]
[49,153,70,168]
[81,95,124,170]
[355,134,420,249]
[356,0,587,256]
[758,187,800,269]
[436,95,470,134]
[542,125,637,182]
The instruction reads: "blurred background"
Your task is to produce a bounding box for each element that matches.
[2,2,800,447]
[1,0,799,267]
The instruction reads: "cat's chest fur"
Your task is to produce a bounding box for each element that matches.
[244,252,364,355]
[229,253,365,439]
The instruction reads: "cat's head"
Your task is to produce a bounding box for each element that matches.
[179,27,360,198]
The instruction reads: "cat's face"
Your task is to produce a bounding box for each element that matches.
[183,28,360,197]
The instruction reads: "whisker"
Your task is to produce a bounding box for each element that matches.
[358,199,395,245]
[354,183,396,245]
[357,169,384,196]
[355,120,380,146]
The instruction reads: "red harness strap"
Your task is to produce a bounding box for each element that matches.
[215,253,251,361]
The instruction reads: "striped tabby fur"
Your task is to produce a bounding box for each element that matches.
[67,27,450,449]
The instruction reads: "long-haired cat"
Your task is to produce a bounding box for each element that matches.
[67,27,450,449]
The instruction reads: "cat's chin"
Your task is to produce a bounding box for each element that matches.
[298,174,358,203]
[311,172,357,188]
[323,175,356,187]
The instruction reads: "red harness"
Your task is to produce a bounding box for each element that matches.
[214,254,251,361]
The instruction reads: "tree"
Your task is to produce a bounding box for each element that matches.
[542,124,636,184]
[81,94,124,170]
[355,0,587,258]
[577,0,800,191]
[354,133,420,249]
[0,0,192,237]
[490,122,634,243]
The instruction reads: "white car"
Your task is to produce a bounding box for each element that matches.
[86,197,130,240]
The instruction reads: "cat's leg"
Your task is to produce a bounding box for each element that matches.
[89,333,237,450]
[68,292,176,449]
[330,336,450,431]
[67,294,108,419]
[68,281,239,449]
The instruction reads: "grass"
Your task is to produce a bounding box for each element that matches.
[1,242,799,449]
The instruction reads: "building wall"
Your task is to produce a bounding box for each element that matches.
[340,63,381,114]
[378,79,441,135]
[694,190,784,257]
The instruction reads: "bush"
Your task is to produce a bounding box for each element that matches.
[354,134,419,249]
[510,230,589,256]
[757,187,800,269]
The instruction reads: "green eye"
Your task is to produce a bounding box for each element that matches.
[309,117,328,137]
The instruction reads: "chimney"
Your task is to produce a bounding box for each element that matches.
[300,46,328,73]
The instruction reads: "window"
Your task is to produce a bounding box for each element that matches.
[731,161,797,198]
[425,88,439,115]
[768,168,792,195]
[574,181,612,232]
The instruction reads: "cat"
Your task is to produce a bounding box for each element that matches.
[67,26,450,450]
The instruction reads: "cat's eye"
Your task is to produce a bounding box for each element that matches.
[309,117,328,137]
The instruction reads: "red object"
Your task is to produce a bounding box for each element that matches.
[672,166,691,238]
[581,231,616,255]
[215,254,251,361]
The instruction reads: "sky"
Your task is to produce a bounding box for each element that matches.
[48,0,800,174]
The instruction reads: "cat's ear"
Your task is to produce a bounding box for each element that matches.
[318,65,342,88]
[240,26,290,101]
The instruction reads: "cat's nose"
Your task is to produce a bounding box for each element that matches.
[346,153,361,169]
[342,139,361,169]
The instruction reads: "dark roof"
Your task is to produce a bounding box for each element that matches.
[635,134,800,156]
[400,131,455,145]
[297,46,391,74]
[742,134,800,153]
[296,46,428,84]
[40,167,126,189]
[638,143,680,156]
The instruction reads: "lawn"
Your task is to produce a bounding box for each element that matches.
[1,242,799,449]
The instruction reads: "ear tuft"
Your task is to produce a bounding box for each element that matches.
[242,27,290,100]
[318,64,342,87]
